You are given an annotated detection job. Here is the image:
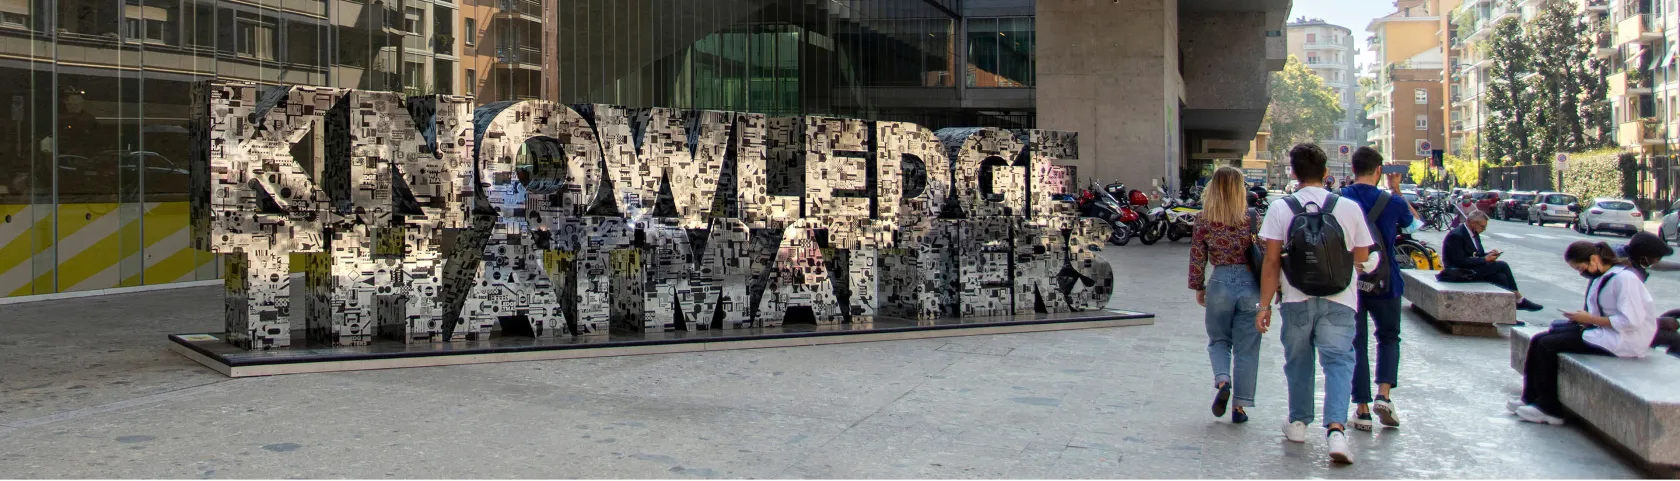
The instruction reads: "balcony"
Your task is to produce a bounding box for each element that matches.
[1594,32,1616,57]
[1617,120,1666,146]
[1585,0,1608,12]
[1367,129,1384,142]
[1366,106,1388,120]
[495,46,542,70]
[1615,14,1662,45]
[1609,71,1653,97]
[496,0,543,22]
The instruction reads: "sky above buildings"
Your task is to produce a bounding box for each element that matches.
[1292,0,1393,70]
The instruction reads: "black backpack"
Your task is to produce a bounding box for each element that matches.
[1281,194,1355,297]
[1356,191,1394,297]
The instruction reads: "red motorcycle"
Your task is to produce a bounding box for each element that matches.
[1077,181,1143,246]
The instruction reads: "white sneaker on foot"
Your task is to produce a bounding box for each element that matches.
[1515,405,1566,425]
[1506,399,1526,413]
[1283,421,1308,443]
[1327,430,1353,464]
[1373,399,1401,427]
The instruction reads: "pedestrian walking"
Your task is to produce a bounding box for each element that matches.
[1510,241,1656,425]
[1339,147,1419,431]
[1257,143,1375,464]
[1190,166,1263,424]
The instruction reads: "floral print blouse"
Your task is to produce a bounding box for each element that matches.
[1188,215,1255,291]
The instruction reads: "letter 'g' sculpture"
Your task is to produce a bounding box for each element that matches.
[190,82,1114,350]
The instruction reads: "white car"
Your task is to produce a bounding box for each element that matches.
[1661,199,1679,245]
[1527,192,1579,226]
[1575,198,1645,237]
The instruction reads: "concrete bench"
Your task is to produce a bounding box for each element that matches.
[1509,326,1680,467]
[1400,269,1517,336]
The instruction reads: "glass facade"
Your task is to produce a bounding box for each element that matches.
[0,0,1035,297]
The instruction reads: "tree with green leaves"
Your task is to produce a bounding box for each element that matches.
[1267,56,1346,158]
[1481,17,1535,167]
[1529,0,1588,152]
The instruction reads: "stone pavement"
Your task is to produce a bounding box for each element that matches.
[0,240,1654,478]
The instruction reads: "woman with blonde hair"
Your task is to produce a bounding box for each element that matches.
[1189,166,1263,423]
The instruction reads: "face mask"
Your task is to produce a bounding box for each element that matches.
[1579,269,1602,280]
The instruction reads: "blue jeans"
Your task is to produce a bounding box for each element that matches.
[1352,295,1403,404]
[1204,265,1262,408]
[1279,298,1358,428]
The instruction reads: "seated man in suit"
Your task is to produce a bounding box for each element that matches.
[1441,211,1544,311]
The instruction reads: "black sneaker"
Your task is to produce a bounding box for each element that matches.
[1516,299,1544,312]
[1212,384,1232,417]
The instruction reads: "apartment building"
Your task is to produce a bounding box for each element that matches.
[1367,0,1449,167]
[1287,17,1360,179]
[1605,0,1680,205]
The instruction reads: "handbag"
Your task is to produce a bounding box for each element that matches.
[1245,208,1264,283]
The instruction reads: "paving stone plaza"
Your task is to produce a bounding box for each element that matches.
[0,237,1660,478]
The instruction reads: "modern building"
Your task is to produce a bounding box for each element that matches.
[1367,0,1449,169]
[0,0,1288,300]
[1287,17,1358,179]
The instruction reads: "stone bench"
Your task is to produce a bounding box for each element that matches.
[1400,269,1517,336]
[1509,326,1680,468]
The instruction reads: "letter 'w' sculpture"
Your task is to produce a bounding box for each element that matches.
[190,82,1114,350]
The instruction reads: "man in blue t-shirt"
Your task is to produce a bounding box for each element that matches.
[1339,147,1418,433]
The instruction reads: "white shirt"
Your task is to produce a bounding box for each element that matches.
[1582,265,1657,358]
[1259,186,1375,310]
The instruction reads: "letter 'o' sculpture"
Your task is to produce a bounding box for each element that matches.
[190,82,1114,350]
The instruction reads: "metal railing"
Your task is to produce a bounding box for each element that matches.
[496,46,541,65]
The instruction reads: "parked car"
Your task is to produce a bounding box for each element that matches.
[1527,192,1579,226]
[1400,190,1420,207]
[1660,199,1679,245]
[1494,191,1538,221]
[1576,198,1645,237]
[1472,190,1503,213]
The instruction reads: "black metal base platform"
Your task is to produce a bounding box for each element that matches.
[170,309,1155,377]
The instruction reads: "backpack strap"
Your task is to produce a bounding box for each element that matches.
[1368,191,1391,221]
[1585,271,1619,314]
[1284,196,1306,215]
[1322,193,1340,213]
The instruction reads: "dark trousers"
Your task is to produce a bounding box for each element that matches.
[1469,261,1520,292]
[1353,295,1403,404]
[1522,327,1612,416]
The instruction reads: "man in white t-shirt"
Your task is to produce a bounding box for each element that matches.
[1254,143,1374,464]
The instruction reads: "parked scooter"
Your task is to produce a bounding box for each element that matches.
[1393,232,1442,271]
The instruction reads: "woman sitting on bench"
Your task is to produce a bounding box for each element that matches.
[1509,241,1657,425]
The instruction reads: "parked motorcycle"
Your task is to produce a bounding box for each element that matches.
[1077,180,1139,246]
[1144,178,1201,243]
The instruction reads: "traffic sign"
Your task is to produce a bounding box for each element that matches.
[1557,153,1569,171]
[1339,145,1351,155]
[1419,141,1432,152]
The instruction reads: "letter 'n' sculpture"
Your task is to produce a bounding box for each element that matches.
[190,82,1115,350]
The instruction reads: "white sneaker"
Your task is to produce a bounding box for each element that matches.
[1514,405,1566,425]
[1327,430,1354,464]
[1373,399,1401,427]
[1506,399,1526,413]
[1283,421,1308,443]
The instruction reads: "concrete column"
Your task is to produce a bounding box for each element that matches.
[1035,0,1181,191]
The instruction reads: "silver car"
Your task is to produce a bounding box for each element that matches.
[1527,192,1579,226]
[1575,198,1645,237]
[1661,199,1679,245]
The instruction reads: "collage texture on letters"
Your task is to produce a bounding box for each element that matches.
[193,81,1113,350]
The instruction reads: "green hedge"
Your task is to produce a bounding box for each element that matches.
[1557,148,1632,207]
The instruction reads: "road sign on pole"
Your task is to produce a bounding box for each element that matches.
[1556,153,1569,171]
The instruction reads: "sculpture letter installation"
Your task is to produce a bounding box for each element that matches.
[191,82,1114,350]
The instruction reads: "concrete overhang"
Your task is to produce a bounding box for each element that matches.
[1179,0,1294,29]
[1178,0,1292,140]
